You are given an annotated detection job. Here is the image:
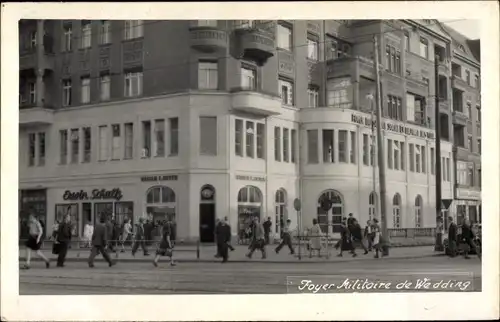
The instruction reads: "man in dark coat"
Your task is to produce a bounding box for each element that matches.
[56,213,72,267]
[447,216,458,257]
[350,219,369,255]
[263,217,272,245]
[215,217,232,263]
[132,217,149,256]
[88,216,115,267]
[460,219,477,259]
[105,216,115,253]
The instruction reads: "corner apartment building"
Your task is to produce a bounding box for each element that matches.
[18,19,479,243]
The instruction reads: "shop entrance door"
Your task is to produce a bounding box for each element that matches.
[199,203,216,243]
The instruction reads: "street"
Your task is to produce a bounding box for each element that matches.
[19,256,481,294]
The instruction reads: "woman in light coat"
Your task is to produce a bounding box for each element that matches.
[82,220,94,248]
[308,218,324,257]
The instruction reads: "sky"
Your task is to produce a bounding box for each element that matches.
[441,19,480,39]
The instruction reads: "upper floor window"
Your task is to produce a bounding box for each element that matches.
[474,74,480,89]
[241,65,256,90]
[124,20,143,40]
[327,77,352,108]
[465,70,471,85]
[307,129,319,164]
[198,20,218,27]
[169,117,179,156]
[28,82,36,104]
[81,77,91,104]
[274,127,281,162]
[99,20,111,45]
[38,132,46,166]
[387,95,402,121]
[406,93,425,125]
[404,32,410,51]
[277,23,292,51]
[28,133,36,167]
[199,116,218,156]
[307,36,319,60]
[308,86,319,108]
[476,105,481,122]
[62,79,72,106]
[279,78,294,106]
[419,38,428,59]
[124,71,143,97]
[198,61,218,90]
[385,45,401,74]
[80,21,92,49]
[30,31,37,49]
[100,74,110,101]
[62,24,72,52]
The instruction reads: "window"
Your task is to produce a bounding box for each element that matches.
[169,118,179,156]
[468,135,473,151]
[28,133,36,167]
[370,134,376,166]
[80,21,91,49]
[199,117,217,156]
[99,20,111,44]
[477,139,481,154]
[28,82,36,104]
[474,74,480,89]
[291,129,297,163]
[124,72,143,97]
[98,126,108,161]
[274,127,281,161]
[154,119,165,157]
[124,123,133,159]
[457,161,468,185]
[406,93,415,122]
[198,62,218,90]
[392,194,401,228]
[100,75,110,101]
[395,51,401,74]
[235,119,243,157]
[246,121,255,158]
[338,130,347,163]
[241,66,256,90]
[404,32,410,51]
[393,141,400,170]
[430,147,435,175]
[283,128,289,163]
[277,23,292,51]
[141,121,151,158]
[466,103,472,118]
[111,124,121,160]
[387,139,393,169]
[30,31,37,49]
[369,192,377,220]
[198,20,218,27]
[415,145,421,173]
[467,165,474,186]
[387,95,402,121]
[415,196,422,228]
[446,158,450,182]
[322,130,334,163]
[124,20,143,40]
[327,78,352,108]
[38,132,45,166]
[307,130,319,164]
[308,86,319,108]
[307,37,319,60]
[419,38,428,59]
[385,45,390,70]
[350,131,356,164]
[59,130,68,164]
[453,125,465,147]
[81,77,90,104]
[407,93,425,125]
[257,123,265,159]
[363,134,369,166]
[409,143,415,172]
[400,142,405,170]
[70,129,79,164]
[62,79,72,106]
[478,168,481,187]
[476,106,481,122]
[421,146,426,173]
[385,45,400,74]
[83,127,91,163]
[279,78,294,105]
[62,24,72,51]
[465,70,471,85]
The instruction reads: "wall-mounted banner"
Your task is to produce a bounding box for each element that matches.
[351,113,435,139]
[63,188,123,201]
[141,175,178,182]
[236,175,266,182]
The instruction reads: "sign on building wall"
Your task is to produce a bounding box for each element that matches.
[141,175,178,182]
[235,175,266,182]
[62,188,123,201]
[351,113,435,139]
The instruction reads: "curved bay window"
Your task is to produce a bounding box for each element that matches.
[275,189,287,237]
[146,186,176,226]
[55,203,79,237]
[415,195,423,228]
[392,193,401,228]
[317,190,343,234]
[237,185,262,244]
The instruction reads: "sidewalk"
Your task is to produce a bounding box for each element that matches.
[19,244,444,264]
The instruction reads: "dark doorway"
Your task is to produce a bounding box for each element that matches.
[199,203,216,243]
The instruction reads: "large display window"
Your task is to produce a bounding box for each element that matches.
[55,203,79,237]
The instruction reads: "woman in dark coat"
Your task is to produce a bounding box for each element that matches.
[336,217,353,257]
[460,219,477,259]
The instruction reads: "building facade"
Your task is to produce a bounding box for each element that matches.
[18,19,480,242]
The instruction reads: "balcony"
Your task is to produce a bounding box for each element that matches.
[437,59,450,75]
[452,109,468,126]
[19,38,55,71]
[326,56,375,80]
[236,28,275,66]
[451,74,468,91]
[456,187,481,200]
[439,100,450,113]
[189,26,228,52]
[230,88,281,116]
[19,105,55,126]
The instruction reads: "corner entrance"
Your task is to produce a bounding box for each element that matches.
[199,185,216,243]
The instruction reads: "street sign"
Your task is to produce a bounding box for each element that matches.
[293,198,301,211]
[319,197,332,212]
[441,199,453,210]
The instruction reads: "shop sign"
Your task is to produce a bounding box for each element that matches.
[351,113,435,139]
[141,175,178,182]
[235,175,266,182]
[63,188,123,201]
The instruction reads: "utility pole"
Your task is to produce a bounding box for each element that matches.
[371,98,377,218]
[373,35,388,245]
[434,55,443,249]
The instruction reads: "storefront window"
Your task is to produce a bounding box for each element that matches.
[238,186,262,244]
[19,189,47,239]
[317,190,343,234]
[94,202,113,223]
[146,186,176,228]
[55,203,79,237]
[275,189,287,236]
[115,202,134,226]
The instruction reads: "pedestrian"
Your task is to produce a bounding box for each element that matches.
[88,215,116,268]
[50,220,59,241]
[214,218,222,258]
[224,216,235,252]
[459,219,478,259]
[350,219,369,255]
[371,218,384,259]
[82,220,93,248]
[364,220,373,251]
[144,218,153,247]
[337,217,353,257]
[132,217,149,256]
[435,217,444,251]
[447,216,458,257]
[105,215,115,253]
[153,217,176,267]
[346,213,356,229]
[21,213,50,269]
[275,219,295,255]
[308,218,323,258]
[215,217,232,263]
[56,212,72,267]
[263,217,272,245]
[120,218,132,253]
[246,216,266,259]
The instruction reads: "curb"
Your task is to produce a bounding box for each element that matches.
[19,253,445,265]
